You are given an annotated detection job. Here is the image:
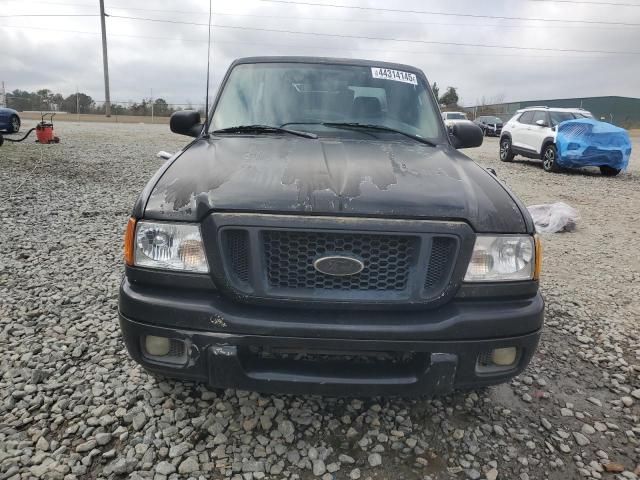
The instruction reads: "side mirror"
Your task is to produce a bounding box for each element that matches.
[535,119,547,127]
[449,122,483,149]
[170,110,203,137]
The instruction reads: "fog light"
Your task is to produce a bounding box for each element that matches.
[491,347,517,366]
[145,335,170,356]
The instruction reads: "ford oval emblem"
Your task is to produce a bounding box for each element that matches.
[313,255,364,276]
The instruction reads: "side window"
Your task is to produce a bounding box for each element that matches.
[531,111,547,125]
[519,111,534,124]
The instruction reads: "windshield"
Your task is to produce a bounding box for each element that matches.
[445,113,466,120]
[483,116,502,123]
[549,111,577,127]
[211,62,445,142]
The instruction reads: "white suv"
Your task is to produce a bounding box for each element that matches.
[499,107,592,172]
[442,111,468,127]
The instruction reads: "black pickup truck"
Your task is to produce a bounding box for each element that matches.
[119,57,543,396]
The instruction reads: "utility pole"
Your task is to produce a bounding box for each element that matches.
[150,88,154,124]
[76,86,80,120]
[99,0,111,117]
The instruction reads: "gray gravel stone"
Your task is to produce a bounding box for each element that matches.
[178,456,199,474]
[339,454,355,464]
[312,459,326,476]
[573,432,590,447]
[35,437,49,451]
[75,440,96,453]
[156,461,176,475]
[132,412,147,431]
[368,453,382,467]
[95,433,112,446]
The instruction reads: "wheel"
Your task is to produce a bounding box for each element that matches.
[542,144,560,172]
[499,137,515,162]
[600,166,620,176]
[9,115,20,133]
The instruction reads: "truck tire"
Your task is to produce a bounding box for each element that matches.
[542,144,560,172]
[10,115,20,133]
[499,137,515,162]
[600,166,621,176]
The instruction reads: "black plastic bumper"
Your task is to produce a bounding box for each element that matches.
[119,279,543,396]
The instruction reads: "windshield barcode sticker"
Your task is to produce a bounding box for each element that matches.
[371,67,417,85]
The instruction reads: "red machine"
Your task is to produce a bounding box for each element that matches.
[35,113,59,144]
[0,112,61,147]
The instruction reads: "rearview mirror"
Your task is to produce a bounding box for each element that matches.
[535,119,547,127]
[449,122,483,149]
[170,110,203,137]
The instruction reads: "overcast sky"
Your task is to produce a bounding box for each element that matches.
[1,0,639,107]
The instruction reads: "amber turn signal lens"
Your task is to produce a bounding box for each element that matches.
[124,217,137,266]
[533,234,542,280]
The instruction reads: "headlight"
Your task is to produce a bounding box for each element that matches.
[464,235,535,282]
[133,221,208,273]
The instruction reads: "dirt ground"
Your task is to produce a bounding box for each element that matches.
[1,121,638,480]
[18,112,170,124]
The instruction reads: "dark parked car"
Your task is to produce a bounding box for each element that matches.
[0,107,21,133]
[119,57,543,396]
[474,115,503,137]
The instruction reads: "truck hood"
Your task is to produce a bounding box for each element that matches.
[143,136,528,233]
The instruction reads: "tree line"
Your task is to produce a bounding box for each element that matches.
[5,89,193,116]
[7,85,461,115]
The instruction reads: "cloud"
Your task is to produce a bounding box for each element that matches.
[1,0,638,106]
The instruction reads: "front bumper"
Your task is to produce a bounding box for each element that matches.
[119,278,543,396]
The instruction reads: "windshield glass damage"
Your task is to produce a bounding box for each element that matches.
[211,62,445,143]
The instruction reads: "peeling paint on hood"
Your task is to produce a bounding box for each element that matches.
[143,136,527,233]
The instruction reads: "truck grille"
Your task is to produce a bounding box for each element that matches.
[424,237,457,289]
[263,230,417,291]
[215,215,466,306]
[224,229,250,283]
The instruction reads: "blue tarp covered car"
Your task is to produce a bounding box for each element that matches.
[555,118,632,176]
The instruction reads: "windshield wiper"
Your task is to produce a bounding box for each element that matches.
[322,122,436,146]
[213,124,317,139]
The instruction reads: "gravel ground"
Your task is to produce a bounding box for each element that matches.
[1,121,639,480]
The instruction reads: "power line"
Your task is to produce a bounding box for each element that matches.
[106,10,637,29]
[0,23,614,59]
[10,0,640,28]
[4,0,206,15]
[106,14,640,54]
[259,0,640,26]
[529,0,640,6]
[0,14,99,17]
[4,0,636,29]
[67,5,640,29]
